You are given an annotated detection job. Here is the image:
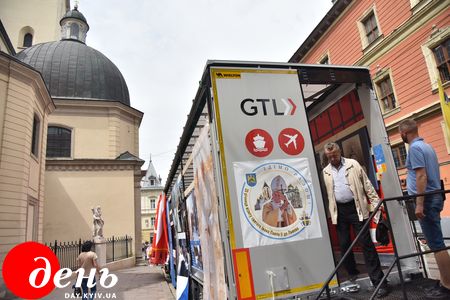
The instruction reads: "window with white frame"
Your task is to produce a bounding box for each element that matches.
[18,26,34,49]
[433,38,450,83]
[410,0,432,14]
[377,76,396,112]
[151,216,155,227]
[373,69,398,114]
[363,12,379,44]
[150,198,156,209]
[392,143,407,169]
[422,27,450,90]
[319,54,329,65]
[357,7,382,49]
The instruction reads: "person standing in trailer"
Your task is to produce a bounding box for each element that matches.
[322,142,390,298]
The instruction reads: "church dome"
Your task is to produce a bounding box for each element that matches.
[14,6,130,106]
[15,40,130,105]
[60,7,88,25]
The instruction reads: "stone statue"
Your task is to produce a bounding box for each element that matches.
[92,206,104,238]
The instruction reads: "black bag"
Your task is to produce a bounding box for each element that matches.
[72,285,82,297]
[376,216,390,246]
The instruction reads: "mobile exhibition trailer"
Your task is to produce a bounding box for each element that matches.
[163,61,419,299]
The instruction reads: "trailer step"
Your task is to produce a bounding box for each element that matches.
[321,277,439,300]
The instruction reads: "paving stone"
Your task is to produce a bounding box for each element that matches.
[42,265,175,300]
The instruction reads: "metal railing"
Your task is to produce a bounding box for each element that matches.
[46,235,133,270]
[315,189,450,300]
[105,235,132,263]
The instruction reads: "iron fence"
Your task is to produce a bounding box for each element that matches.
[105,236,131,263]
[46,235,133,270]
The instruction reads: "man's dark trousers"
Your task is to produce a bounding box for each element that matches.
[336,201,384,285]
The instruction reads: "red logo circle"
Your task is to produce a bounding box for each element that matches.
[2,242,60,299]
[245,129,273,157]
[278,128,305,155]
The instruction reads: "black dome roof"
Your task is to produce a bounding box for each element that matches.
[15,40,130,106]
[60,7,88,25]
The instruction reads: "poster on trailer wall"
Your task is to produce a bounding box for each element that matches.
[233,158,322,248]
[192,124,227,300]
[211,67,338,295]
[211,68,330,249]
[185,192,203,270]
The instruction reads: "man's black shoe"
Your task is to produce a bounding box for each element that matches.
[348,274,358,283]
[423,280,440,293]
[376,285,390,298]
[426,285,450,299]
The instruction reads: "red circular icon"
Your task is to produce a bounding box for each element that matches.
[245,129,273,157]
[278,128,305,155]
[2,242,60,299]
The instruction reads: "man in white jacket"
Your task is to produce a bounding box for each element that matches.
[322,142,389,298]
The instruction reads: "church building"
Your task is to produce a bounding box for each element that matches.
[0,4,145,295]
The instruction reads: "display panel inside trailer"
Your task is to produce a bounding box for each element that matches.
[210,67,337,297]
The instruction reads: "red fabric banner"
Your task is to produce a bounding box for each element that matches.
[150,193,169,265]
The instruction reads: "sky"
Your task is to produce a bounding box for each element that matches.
[78,0,333,185]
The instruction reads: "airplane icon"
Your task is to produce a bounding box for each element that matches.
[283,134,298,149]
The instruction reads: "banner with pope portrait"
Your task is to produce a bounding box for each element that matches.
[233,158,322,248]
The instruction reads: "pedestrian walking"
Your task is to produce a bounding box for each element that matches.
[77,241,100,300]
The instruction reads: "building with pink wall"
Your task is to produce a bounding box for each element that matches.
[290,0,450,220]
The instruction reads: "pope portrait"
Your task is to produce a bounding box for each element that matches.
[262,175,297,227]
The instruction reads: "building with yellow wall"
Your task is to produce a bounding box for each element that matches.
[13,6,144,257]
[0,49,54,299]
[141,158,163,244]
[0,0,144,274]
[0,0,69,52]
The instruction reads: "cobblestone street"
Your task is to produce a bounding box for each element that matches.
[43,265,175,300]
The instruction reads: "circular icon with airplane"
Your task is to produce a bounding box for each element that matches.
[245,129,273,157]
[278,128,304,155]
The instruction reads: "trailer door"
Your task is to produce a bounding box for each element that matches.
[210,67,337,299]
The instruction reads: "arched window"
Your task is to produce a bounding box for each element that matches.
[70,23,79,39]
[23,33,33,47]
[46,126,71,158]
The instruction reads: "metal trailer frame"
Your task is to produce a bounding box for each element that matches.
[163,61,419,299]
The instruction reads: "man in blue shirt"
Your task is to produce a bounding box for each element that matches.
[399,119,450,299]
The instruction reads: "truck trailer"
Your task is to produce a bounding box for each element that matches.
[163,61,423,299]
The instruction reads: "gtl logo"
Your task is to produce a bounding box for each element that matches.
[240,98,297,116]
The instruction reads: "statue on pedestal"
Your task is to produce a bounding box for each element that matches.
[92,206,104,238]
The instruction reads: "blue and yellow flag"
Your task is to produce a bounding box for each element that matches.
[438,77,450,144]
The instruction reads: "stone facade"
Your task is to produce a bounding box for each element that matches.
[0,52,54,298]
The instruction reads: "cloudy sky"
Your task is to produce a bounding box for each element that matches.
[78,0,333,184]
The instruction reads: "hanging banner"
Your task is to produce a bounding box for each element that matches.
[150,194,168,265]
[193,124,227,300]
[234,158,322,248]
